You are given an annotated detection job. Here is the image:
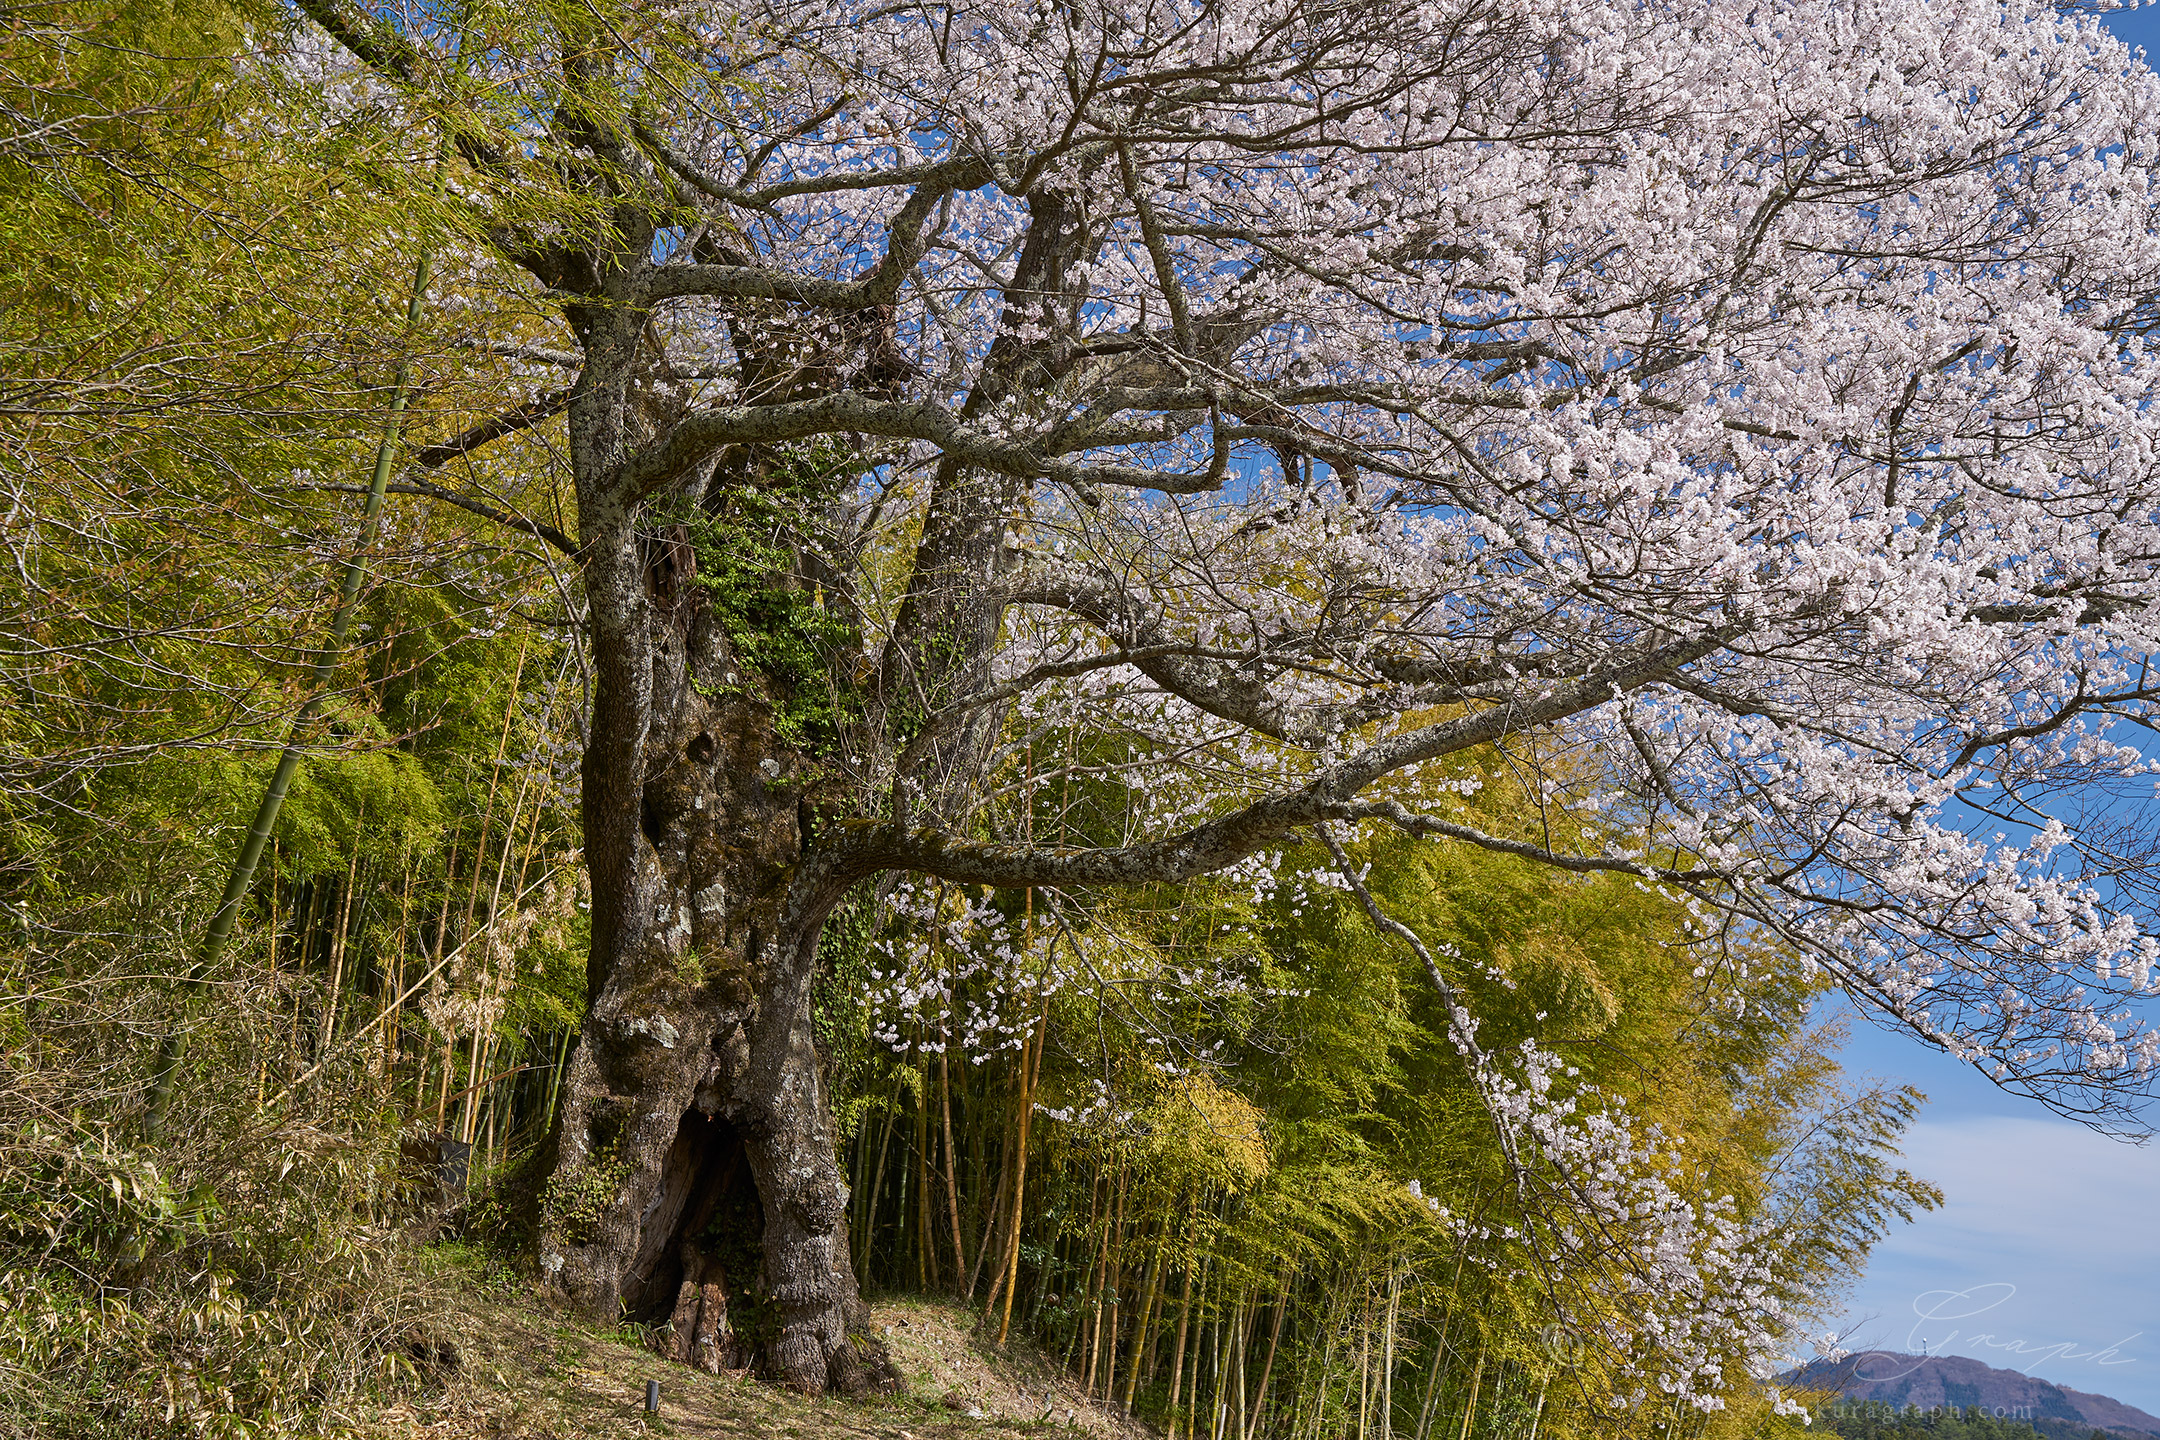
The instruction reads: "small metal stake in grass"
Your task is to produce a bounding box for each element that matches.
[645,1379,660,1415]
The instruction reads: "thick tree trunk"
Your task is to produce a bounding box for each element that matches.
[536,512,887,1394]
[523,189,1068,1394]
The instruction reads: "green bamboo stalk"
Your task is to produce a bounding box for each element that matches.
[144,249,434,1138]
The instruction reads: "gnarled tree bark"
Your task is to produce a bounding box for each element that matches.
[539,502,883,1391]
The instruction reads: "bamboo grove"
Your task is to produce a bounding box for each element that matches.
[3,1,1949,1435]
[811,754,1943,1440]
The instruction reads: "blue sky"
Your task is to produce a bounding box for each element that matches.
[2109,3,2160,61]
[1808,12,2160,1417]
[1821,1001,2160,1415]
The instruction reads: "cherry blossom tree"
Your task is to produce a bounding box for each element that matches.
[299,0,2160,1396]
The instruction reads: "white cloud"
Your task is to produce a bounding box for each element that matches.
[1828,1116,2160,1414]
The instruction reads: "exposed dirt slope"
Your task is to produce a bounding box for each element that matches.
[355,1290,1157,1440]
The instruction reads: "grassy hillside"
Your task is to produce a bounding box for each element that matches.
[341,1259,1153,1440]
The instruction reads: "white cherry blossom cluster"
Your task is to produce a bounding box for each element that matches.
[863,880,1062,1060]
[299,0,2160,1395]
[1477,1039,1797,1413]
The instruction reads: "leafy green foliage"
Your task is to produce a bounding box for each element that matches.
[540,1156,631,1250]
[837,738,1941,1440]
[0,1025,469,1438]
[0,8,1953,1438]
[816,884,884,1142]
[0,8,583,1406]
[685,451,862,753]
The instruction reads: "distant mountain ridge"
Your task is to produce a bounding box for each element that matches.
[1785,1351,2160,1439]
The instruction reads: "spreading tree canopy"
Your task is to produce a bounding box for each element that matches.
[284,0,2160,1399]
